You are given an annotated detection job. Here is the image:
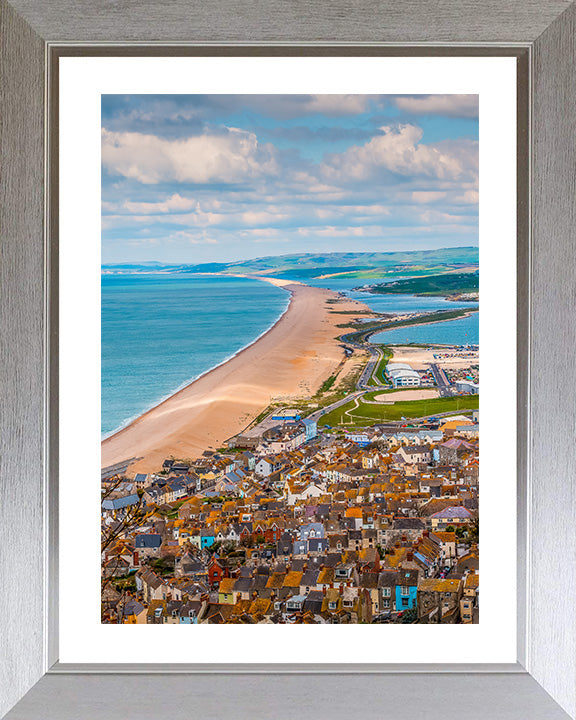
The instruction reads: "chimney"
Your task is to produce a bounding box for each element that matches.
[322,586,327,596]
[339,584,344,595]
[407,551,414,562]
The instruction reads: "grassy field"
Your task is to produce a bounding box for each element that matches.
[373,347,393,384]
[319,393,479,426]
[366,347,393,387]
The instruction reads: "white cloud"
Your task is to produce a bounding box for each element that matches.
[241,210,290,225]
[453,190,479,204]
[305,95,377,115]
[411,191,447,204]
[420,210,472,225]
[321,125,478,184]
[243,94,380,119]
[101,128,278,184]
[116,194,199,214]
[394,94,479,118]
[298,225,384,238]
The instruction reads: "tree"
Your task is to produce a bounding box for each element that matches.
[101,477,153,555]
[468,517,479,544]
[400,607,418,624]
[101,476,155,620]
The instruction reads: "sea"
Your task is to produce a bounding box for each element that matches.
[101,274,289,438]
[300,276,479,346]
[101,273,478,436]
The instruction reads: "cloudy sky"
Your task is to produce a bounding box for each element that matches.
[101,94,478,264]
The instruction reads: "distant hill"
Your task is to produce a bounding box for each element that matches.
[102,247,479,279]
[359,272,479,297]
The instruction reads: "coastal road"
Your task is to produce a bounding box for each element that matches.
[358,347,382,389]
[429,363,453,397]
[308,390,365,424]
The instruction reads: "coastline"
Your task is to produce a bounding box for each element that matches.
[101,277,293,441]
[101,277,372,475]
[369,308,478,341]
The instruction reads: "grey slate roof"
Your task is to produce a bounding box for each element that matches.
[102,493,140,511]
[135,533,162,549]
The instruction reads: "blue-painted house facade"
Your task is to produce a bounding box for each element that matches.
[395,569,419,611]
[201,529,215,549]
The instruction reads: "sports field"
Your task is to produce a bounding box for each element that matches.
[318,391,479,426]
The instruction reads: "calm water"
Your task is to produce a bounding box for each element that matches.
[370,310,479,346]
[291,276,475,314]
[102,272,479,435]
[293,276,479,346]
[101,274,289,437]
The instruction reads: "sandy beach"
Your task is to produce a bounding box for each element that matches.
[101,279,372,475]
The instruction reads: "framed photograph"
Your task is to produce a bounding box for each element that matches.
[1,2,575,719]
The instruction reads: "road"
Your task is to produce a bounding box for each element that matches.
[358,347,383,389]
[308,390,365,424]
[429,363,454,397]
[310,343,387,423]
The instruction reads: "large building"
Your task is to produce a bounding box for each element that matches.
[387,362,422,388]
[455,380,479,394]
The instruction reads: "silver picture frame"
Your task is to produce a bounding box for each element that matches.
[1,2,575,718]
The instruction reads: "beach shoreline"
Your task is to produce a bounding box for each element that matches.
[101,277,373,475]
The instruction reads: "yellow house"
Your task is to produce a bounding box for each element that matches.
[177,529,194,547]
[218,577,237,605]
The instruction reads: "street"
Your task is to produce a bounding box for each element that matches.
[429,362,453,397]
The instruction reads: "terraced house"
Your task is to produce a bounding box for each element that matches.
[102,418,479,625]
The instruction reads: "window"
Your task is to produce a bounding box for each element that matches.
[383,599,390,609]
[329,601,337,610]
[400,586,410,596]
[382,587,391,597]
[402,598,409,607]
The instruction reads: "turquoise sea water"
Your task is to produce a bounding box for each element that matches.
[292,276,479,346]
[101,274,289,437]
[101,272,479,436]
[370,311,479,345]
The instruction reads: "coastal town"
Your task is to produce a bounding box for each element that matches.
[102,330,480,625]
[99,94,482,627]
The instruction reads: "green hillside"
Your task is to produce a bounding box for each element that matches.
[102,248,479,279]
[360,272,479,297]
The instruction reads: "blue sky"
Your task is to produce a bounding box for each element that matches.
[101,94,479,264]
